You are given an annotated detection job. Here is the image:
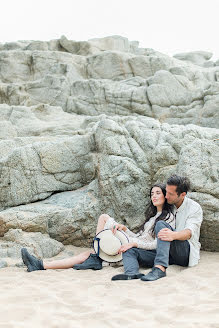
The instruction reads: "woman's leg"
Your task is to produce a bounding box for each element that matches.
[96,213,111,234]
[43,250,93,269]
[43,213,111,270]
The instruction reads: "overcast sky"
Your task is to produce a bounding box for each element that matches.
[1,0,219,60]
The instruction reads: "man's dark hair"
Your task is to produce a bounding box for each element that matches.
[166,175,190,195]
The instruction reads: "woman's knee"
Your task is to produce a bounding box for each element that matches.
[155,220,169,232]
[98,213,110,224]
[123,247,138,257]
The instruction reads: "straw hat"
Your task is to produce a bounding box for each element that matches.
[93,229,129,263]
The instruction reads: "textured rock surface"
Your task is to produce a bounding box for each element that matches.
[0,259,7,268]
[0,228,64,259]
[0,133,95,209]
[173,51,214,67]
[0,35,218,257]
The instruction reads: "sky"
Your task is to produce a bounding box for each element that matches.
[1,0,219,60]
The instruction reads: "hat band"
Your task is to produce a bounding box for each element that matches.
[93,237,100,256]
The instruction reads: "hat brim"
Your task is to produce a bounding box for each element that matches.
[93,229,129,263]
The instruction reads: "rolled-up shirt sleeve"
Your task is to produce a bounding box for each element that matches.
[126,226,157,250]
[123,229,155,249]
[125,228,138,238]
[129,235,157,250]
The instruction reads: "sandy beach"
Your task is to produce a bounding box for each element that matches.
[0,247,218,328]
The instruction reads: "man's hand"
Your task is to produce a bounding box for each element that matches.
[157,228,175,241]
[112,224,127,234]
[118,242,137,254]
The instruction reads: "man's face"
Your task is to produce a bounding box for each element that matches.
[165,184,184,205]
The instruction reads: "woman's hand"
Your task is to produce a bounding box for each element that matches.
[112,224,127,234]
[118,242,137,254]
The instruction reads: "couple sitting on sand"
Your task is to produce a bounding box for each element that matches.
[21,174,203,282]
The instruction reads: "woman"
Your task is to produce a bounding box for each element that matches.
[104,183,175,255]
[21,183,175,272]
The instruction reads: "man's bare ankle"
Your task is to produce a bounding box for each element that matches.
[155,265,166,272]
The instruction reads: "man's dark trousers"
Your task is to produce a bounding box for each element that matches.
[122,220,190,275]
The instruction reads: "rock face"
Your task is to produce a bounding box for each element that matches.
[173,51,214,67]
[0,229,64,258]
[0,35,218,260]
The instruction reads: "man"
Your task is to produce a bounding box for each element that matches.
[112,174,203,281]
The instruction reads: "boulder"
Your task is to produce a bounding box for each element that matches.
[60,35,139,56]
[0,134,95,209]
[0,228,64,258]
[0,184,100,246]
[0,36,218,254]
[0,260,7,268]
[173,51,213,67]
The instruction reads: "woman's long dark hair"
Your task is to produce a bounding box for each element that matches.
[139,183,174,236]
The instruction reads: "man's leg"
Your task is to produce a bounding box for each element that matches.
[112,248,156,280]
[153,221,190,268]
[141,220,172,281]
[169,240,190,267]
[123,248,156,275]
[153,220,173,268]
[141,220,190,281]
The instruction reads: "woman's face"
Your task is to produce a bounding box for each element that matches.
[151,186,165,208]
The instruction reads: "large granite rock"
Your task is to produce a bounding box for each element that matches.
[0,114,218,251]
[0,228,64,258]
[0,184,100,246]
[0,35,218,257]
[173,51,214,67]
[0,48,218,127]
[0,130,95,209]
[59,35,140,56]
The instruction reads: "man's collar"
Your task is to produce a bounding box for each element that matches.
[174,196,188,213]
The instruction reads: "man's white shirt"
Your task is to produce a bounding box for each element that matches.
[174,196,203,266]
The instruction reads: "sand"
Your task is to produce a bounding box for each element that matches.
[0,247,219,328]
